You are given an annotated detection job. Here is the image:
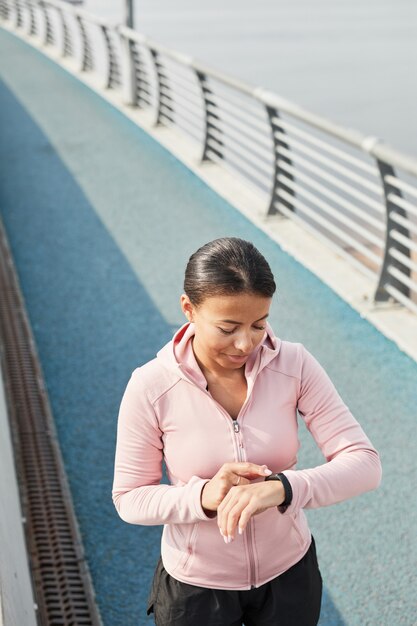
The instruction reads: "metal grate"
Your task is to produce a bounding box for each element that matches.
[0,216,103,626]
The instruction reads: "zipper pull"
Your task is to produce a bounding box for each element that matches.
[233,420,240,433]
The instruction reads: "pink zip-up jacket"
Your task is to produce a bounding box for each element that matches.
[112,321,381,590]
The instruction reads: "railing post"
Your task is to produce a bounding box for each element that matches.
[150,49,172,126]
[15,0,23,28]
[124,0,134,29]
[265,106,295,216]
[39,0,53,45]
[0,0,10,21]
[57,7,72,57]
[119,32,136,105]
[374,161,411,302]
[0,0,7,21]
[76,14,93,72]
[101,25,119,89]
[195,70,222,163]
[26,0,35,35]
[131,42,150,108]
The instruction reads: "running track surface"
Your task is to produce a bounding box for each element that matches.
[0,28,416,626]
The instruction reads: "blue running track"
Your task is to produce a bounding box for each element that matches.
[1,28,416,626]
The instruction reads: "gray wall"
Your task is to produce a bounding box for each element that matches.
[0,369,37,626]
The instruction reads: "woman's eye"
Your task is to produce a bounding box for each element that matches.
[218,327,235,335]
[218,326,265,335]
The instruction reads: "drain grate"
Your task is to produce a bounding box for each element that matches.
[0,216,103,626]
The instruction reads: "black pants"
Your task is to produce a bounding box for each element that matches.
[146,536,322,625]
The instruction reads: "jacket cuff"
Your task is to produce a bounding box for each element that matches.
[193,478,217,521]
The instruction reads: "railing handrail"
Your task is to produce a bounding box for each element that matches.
[6,1,417,178]
[117,24,417,178]
[1,0,417,319]
[42,0,118,29]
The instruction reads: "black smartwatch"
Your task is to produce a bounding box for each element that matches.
[264,472,293,513]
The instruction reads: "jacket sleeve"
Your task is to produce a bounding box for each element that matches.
[281,345,382,513]
[112,368,214,525]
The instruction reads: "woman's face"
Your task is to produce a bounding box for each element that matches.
[180,291,272,374]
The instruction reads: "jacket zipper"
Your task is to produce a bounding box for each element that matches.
[201,383,257,589]
[232,418,256,589]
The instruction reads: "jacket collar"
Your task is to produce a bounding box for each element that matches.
[156,321,281,390]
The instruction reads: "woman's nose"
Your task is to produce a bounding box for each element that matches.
[233,333,252,353]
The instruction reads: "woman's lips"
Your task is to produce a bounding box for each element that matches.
[225,354,249,363]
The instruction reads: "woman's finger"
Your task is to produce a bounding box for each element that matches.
[225,500,248,540]
[217,488,237,536]
[229,475,250,488]
[219,482,280,541]
[237,503,257,535]
[217,488,233,531]
[217,480,239,514]
[218,487,249,540]
[230,501,259,539]
[218,498,243,542]
[224,462,271,478]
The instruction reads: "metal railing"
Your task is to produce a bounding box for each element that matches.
[1,0,417,314]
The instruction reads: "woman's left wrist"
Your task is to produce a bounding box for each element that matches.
[264,477,285,506]
[264,472,292,510]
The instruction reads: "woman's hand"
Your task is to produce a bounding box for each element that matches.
[217,480,285,543]
[201,462,272,515]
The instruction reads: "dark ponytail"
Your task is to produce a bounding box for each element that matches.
[184,237,276,306]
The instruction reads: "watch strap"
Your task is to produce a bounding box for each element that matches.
[265,472,293,513]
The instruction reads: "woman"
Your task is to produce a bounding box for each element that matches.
[112,237,382,626]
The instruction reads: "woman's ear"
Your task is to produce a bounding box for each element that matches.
[180,293,194,322]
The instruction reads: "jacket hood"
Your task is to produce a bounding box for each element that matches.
[156,321,281,390]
